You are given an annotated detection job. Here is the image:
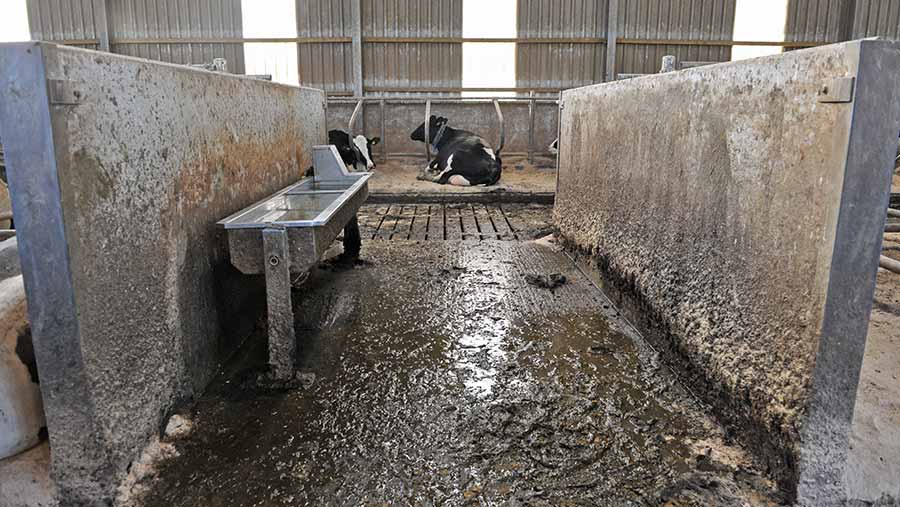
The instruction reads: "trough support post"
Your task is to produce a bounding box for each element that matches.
[343,215,361,258]
[263,226,296,381]
[351,0,364,98]
[605,0,619,82]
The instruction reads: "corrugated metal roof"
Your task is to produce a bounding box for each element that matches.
[27,0,102,49]
[28,0,882,96]
[296,0,354,93]
[27,0,245,72]
[785,0,847,44]
[294,0,462,95]
[516,0,735,92]
[617,0,735,76]
[110,0,245,73]
[783,0,900,47]
[516,0,608,92]
[362,0,462,96]
[853,0,900,39]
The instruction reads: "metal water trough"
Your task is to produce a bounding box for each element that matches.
[218,146,371,380]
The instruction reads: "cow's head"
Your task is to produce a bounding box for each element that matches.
[352,135,380,170]
[410,115,449,144]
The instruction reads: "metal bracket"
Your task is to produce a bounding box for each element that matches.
[818,77,855,103]
[48,80,84,105]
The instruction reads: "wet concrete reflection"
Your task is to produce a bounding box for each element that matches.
[139,241,778,506]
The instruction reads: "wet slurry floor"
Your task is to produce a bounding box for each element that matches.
[138,241,778,506]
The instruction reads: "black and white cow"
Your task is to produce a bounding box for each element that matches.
[328,129,380,172]
[410,116,502,186]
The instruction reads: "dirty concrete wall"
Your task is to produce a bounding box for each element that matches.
[554,40,900,505]
[0,42,325,503]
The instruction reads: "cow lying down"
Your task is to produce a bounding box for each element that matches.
[410,116,502,186]
[328,129,380,172]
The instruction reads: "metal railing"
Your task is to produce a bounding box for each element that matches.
[328,96,558,164]
[52,36,826,48]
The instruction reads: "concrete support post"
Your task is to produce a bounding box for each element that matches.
[605,0,619,82]
[351,0,364,98]
[263,227,296,381]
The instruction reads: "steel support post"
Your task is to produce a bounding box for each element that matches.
[351,0,364,98]
[97,0,112,52]
[605,0,619,82]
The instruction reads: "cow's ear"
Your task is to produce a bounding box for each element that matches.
[370,137,381,145]
[438,117,449,126]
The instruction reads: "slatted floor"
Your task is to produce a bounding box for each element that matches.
[358,203,550,241]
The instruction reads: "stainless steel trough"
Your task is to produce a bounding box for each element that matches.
[218,145,371,380]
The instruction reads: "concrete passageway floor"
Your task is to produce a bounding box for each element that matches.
[133,240,778,506]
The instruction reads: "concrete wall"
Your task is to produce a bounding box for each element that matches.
[554,40,900,505]
[0,42,326,503]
